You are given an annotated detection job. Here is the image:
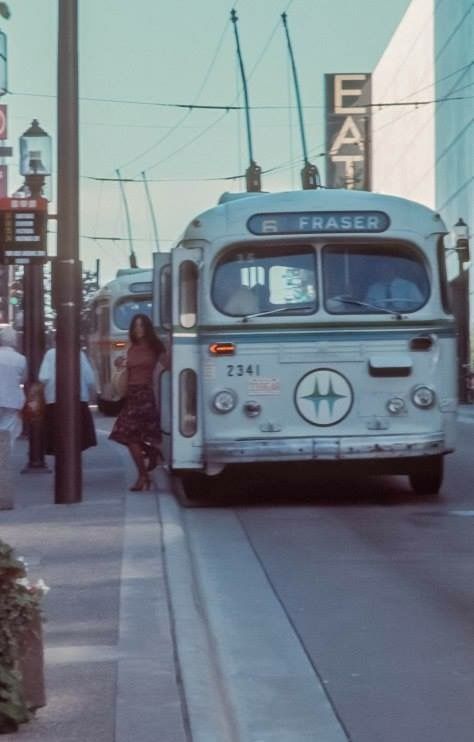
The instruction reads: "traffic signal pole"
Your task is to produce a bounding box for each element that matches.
[55,0,82,503]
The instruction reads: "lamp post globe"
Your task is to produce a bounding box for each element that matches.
[19,119,52,197]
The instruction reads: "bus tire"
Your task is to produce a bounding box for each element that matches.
[408,455,443,496]
[172,471,217,507]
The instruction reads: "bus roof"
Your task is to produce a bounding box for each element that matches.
[181,189,448,244]
[88,268,153,302]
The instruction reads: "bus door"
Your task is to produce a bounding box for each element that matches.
[170,247,202,470]
[153,252,172,464]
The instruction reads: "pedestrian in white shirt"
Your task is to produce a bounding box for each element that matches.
[39,347,97,455]
[0,325,27,449]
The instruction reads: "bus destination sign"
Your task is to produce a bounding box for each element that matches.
[0,197,48,264]
[247,210,390,236]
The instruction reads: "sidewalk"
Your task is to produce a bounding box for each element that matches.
[458,403,474,422]
[0,432,188,742]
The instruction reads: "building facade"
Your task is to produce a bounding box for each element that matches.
[372,0,473,256]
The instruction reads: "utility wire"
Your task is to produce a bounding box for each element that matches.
[9,89,472,111]
[137,2,296,179]
[117,20,231,172]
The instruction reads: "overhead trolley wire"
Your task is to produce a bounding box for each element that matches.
[117,19,232,172]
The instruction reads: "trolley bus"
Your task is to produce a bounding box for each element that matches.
[153,189,457,499]
[87,268,152,415]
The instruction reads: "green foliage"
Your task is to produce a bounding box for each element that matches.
[0,3,10,20]
[0,666,29,733]
[0,540,45,733]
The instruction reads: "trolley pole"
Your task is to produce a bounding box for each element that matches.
[281,13,320,190]
[230,9,262,192]
[55,0,82,503]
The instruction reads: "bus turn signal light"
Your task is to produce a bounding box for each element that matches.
[209,343,236,356]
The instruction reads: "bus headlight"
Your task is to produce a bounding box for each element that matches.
[213,389,237,413]
[386,397,406,415]
[411,385,436,409]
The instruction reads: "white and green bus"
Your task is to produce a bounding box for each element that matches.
[86,268,153,415]
[153,189,457,500]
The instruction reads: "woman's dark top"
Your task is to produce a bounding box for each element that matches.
[127,342,159,386]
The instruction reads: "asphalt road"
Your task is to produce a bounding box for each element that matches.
[96,408,474,741]
[226,424,474,742]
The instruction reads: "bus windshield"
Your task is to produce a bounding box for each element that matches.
[213,245,317,316]
[113,297,153,330]
[323,244,429,314]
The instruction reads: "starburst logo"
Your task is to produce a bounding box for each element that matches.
[295,369,353,426]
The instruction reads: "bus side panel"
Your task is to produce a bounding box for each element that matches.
[170,247,204,470]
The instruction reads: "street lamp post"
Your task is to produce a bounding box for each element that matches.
[19,119,51,472]
[453,218,471,403]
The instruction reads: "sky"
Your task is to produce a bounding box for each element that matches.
[3,0,411,284]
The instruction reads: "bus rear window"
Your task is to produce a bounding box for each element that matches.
[114,298,153,330]
[213,245,317,316]
[323,244,429,314]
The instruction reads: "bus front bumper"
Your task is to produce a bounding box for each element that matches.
[204,432,447,463]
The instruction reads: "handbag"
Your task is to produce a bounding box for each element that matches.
[111,367,128,399]
[22,382,45,423]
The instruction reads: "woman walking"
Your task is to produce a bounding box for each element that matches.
[109,314,165,491]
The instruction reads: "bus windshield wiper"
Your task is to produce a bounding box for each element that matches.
[241,304,314,322]
[330,295,404,319]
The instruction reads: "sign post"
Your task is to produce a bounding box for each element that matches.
[0,196,47,264]
[0,195,48,471]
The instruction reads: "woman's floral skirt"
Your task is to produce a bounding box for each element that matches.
[109,384,161,448]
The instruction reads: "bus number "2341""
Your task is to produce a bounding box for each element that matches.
[227,364,261,377]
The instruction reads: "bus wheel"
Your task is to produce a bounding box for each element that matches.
[172,472,213,507]
[408,455,443,496]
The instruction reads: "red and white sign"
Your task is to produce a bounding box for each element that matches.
[0,196,48,211]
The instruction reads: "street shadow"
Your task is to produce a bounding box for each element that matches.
[173,462,442,509]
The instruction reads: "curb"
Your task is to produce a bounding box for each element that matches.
[159,488,239,742]
[159,484,348,742]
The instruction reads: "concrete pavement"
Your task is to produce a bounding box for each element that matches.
[3,407,473,741]
[0,431,188,742]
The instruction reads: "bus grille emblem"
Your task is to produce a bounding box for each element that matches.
[295,369,353,426]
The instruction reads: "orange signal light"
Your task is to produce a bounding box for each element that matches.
[208,342,236,356]
[113,341,127,349]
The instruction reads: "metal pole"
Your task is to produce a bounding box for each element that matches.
[459,256,470,404]
[281,13,308,163]
[116,168,137,268]
[230,9,254,164]
[55,0,81,503]
[141,171,160,252]
[22,259,47,471]
[230,9,261,191]
[281,13,319,190]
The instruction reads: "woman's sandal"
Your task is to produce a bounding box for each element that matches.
[129,475,151,492]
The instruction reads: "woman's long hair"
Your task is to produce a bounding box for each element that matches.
[129,314,163,356]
